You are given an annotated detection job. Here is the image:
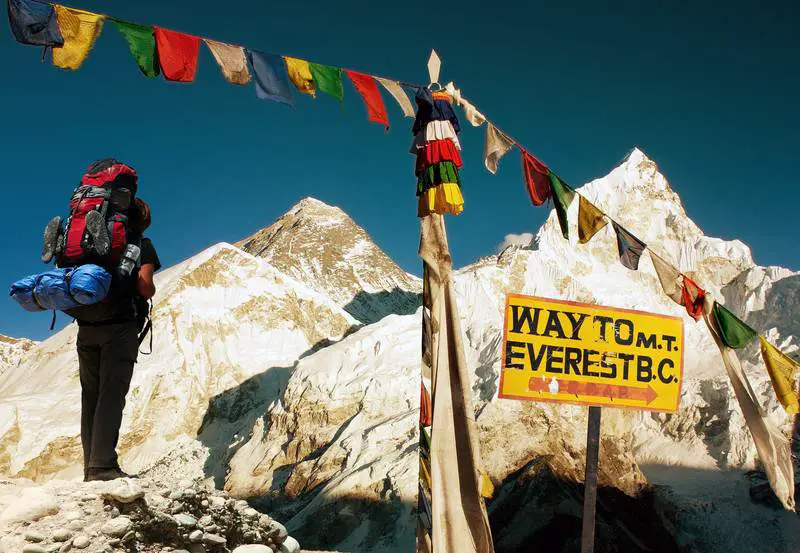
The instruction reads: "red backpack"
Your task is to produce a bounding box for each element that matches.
[52,159,138,269]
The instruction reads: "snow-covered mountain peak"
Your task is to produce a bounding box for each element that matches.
[529,147,754,294]
[2,153,798,553]
[236,197,421,324]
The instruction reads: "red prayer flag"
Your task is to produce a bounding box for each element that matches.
[521,149,552,206]
[682,275,706,320]
[420,383,432,426]
[346,70,389,129]
[154,27,200,82]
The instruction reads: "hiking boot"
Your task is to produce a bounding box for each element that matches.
[41,216,62,263]
[84,210,110,256]
[84,467,137,482]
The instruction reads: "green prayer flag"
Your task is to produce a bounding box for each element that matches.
[712,302,757,349]
[113,20,159,77]
[549,172,574,239]
[309,62,343,101]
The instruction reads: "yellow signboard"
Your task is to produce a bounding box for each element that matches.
[499,294,684,412]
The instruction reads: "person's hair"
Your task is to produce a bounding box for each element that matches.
[132,198,151,232]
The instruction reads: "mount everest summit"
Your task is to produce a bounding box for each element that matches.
[1,148,798,553]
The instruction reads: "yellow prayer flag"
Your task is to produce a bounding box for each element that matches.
[577,195,607,244]
[52,6,104,70]
[284,56,316,97]
[760,337,800,415]
[480,471,494,499]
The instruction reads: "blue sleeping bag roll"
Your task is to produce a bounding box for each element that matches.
[9,273,43,312]
[9,264,112,312]
[69,265,112,305]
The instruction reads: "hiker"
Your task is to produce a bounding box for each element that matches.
[78,196,161,481]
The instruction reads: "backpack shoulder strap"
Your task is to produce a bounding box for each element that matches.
[138,299,153,355]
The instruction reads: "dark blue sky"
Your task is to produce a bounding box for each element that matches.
[2,0,798,340]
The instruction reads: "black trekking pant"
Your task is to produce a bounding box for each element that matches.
[77,322,138,471]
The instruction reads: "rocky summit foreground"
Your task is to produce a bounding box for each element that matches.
[1,149,799,553]
[0,473,299,553]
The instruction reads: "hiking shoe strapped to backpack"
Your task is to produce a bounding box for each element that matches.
[44,159,138,269]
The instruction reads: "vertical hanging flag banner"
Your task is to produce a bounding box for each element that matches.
[309,63,344,101]
[702,296,795,510]
[549,173,574,239]
[612,222,646,270]
[759,337,800,415]
[483,124,515,174]
[577,195,607,244]
[681,275,705,320]
[8,0,64,47]
[375,77,415,118]
[52,6,104,70]
[154,27,200,82]
[204,39,251,85]
[418,214,495,553]
[113,21,158,77]
[346,70,389,128]
[284,57,316,97]
[649,252,684,305]
[246,50,293,106]
[712,303,757,349]
[520,149,552,206]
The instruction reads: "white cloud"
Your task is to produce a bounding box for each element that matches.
[497,233,535,253]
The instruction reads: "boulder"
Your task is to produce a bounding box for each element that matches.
[101,516,133,538]
[0,488,58,525]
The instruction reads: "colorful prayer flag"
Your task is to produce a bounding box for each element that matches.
[284,56,316,97]
[7,0,63,47]
[246,50,293,106]
[375,77,415,118]
[550,173,574,240]
[578,195,607,244]
[204,39,251,85]
[521,149,551,206]
[113,21,158,77]
[309,62,343,101]
[760,337,800,415]
[649,252,683,305]
[52,6,104,70]
[154,27,200,82]
[681,275,705,321]
[712,302,757,349]
[612,222,646,270]
[346,70,389,128]
[484,124,515,174]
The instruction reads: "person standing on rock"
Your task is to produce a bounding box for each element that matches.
[78,196,161,481]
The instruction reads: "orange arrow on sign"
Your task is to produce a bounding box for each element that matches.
[528,377,658,405]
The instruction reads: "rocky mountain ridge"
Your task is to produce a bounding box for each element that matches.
[0,335,36,379]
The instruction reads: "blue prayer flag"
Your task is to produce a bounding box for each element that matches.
[246,50,293,107]
[7,0,64,47]
[612,222,647,270]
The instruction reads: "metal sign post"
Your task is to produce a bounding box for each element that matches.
[580,406,601,553]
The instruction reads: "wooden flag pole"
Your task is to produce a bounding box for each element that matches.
[580,406,602,553]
